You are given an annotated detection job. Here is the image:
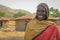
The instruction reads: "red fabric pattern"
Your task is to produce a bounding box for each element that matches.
[34,24,60,40]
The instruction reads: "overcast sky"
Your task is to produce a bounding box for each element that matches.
[0,0,60,13]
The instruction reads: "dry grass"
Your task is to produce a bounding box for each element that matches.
[0,32,25,40]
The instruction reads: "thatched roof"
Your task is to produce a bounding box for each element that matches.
[15,14,36,20]
[0,17,10,21]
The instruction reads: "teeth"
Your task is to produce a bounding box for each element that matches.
[38,16,43,18]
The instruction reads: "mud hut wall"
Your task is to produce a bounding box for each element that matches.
[16,20,26,31]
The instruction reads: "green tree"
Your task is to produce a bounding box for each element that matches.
[49,7,60,18]
[0,10,7,17]
[6,14,13,18]
[13,11,27,18]
[0,10,13,18]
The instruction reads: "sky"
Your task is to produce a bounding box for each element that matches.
[0,0,60,13]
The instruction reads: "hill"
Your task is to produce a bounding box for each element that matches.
[0,5,31,14]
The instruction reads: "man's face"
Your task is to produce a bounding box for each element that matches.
[36,6,47,20]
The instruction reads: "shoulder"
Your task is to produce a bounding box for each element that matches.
[26,18,36,27]
[47,21,54,24]
[27,18,36,25]
[48,21,58,29]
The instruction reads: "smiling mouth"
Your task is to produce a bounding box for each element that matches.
[38,16,43,18]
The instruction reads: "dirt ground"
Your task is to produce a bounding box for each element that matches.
[0,31,25,40]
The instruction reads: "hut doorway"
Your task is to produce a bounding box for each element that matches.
[0,21,2,28]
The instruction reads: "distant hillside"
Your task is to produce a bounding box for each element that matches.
[0,5,31,14]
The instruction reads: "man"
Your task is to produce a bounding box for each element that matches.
[24,3,60,40]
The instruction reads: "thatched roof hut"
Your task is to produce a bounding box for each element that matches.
[0,17,16,32]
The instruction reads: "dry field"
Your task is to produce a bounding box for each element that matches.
[0,32,25,40]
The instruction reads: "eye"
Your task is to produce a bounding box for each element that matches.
[37,10,41,12]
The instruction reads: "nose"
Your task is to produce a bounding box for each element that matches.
[38,13,43,16]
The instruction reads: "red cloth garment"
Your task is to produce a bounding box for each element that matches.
[33,24,60,40]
